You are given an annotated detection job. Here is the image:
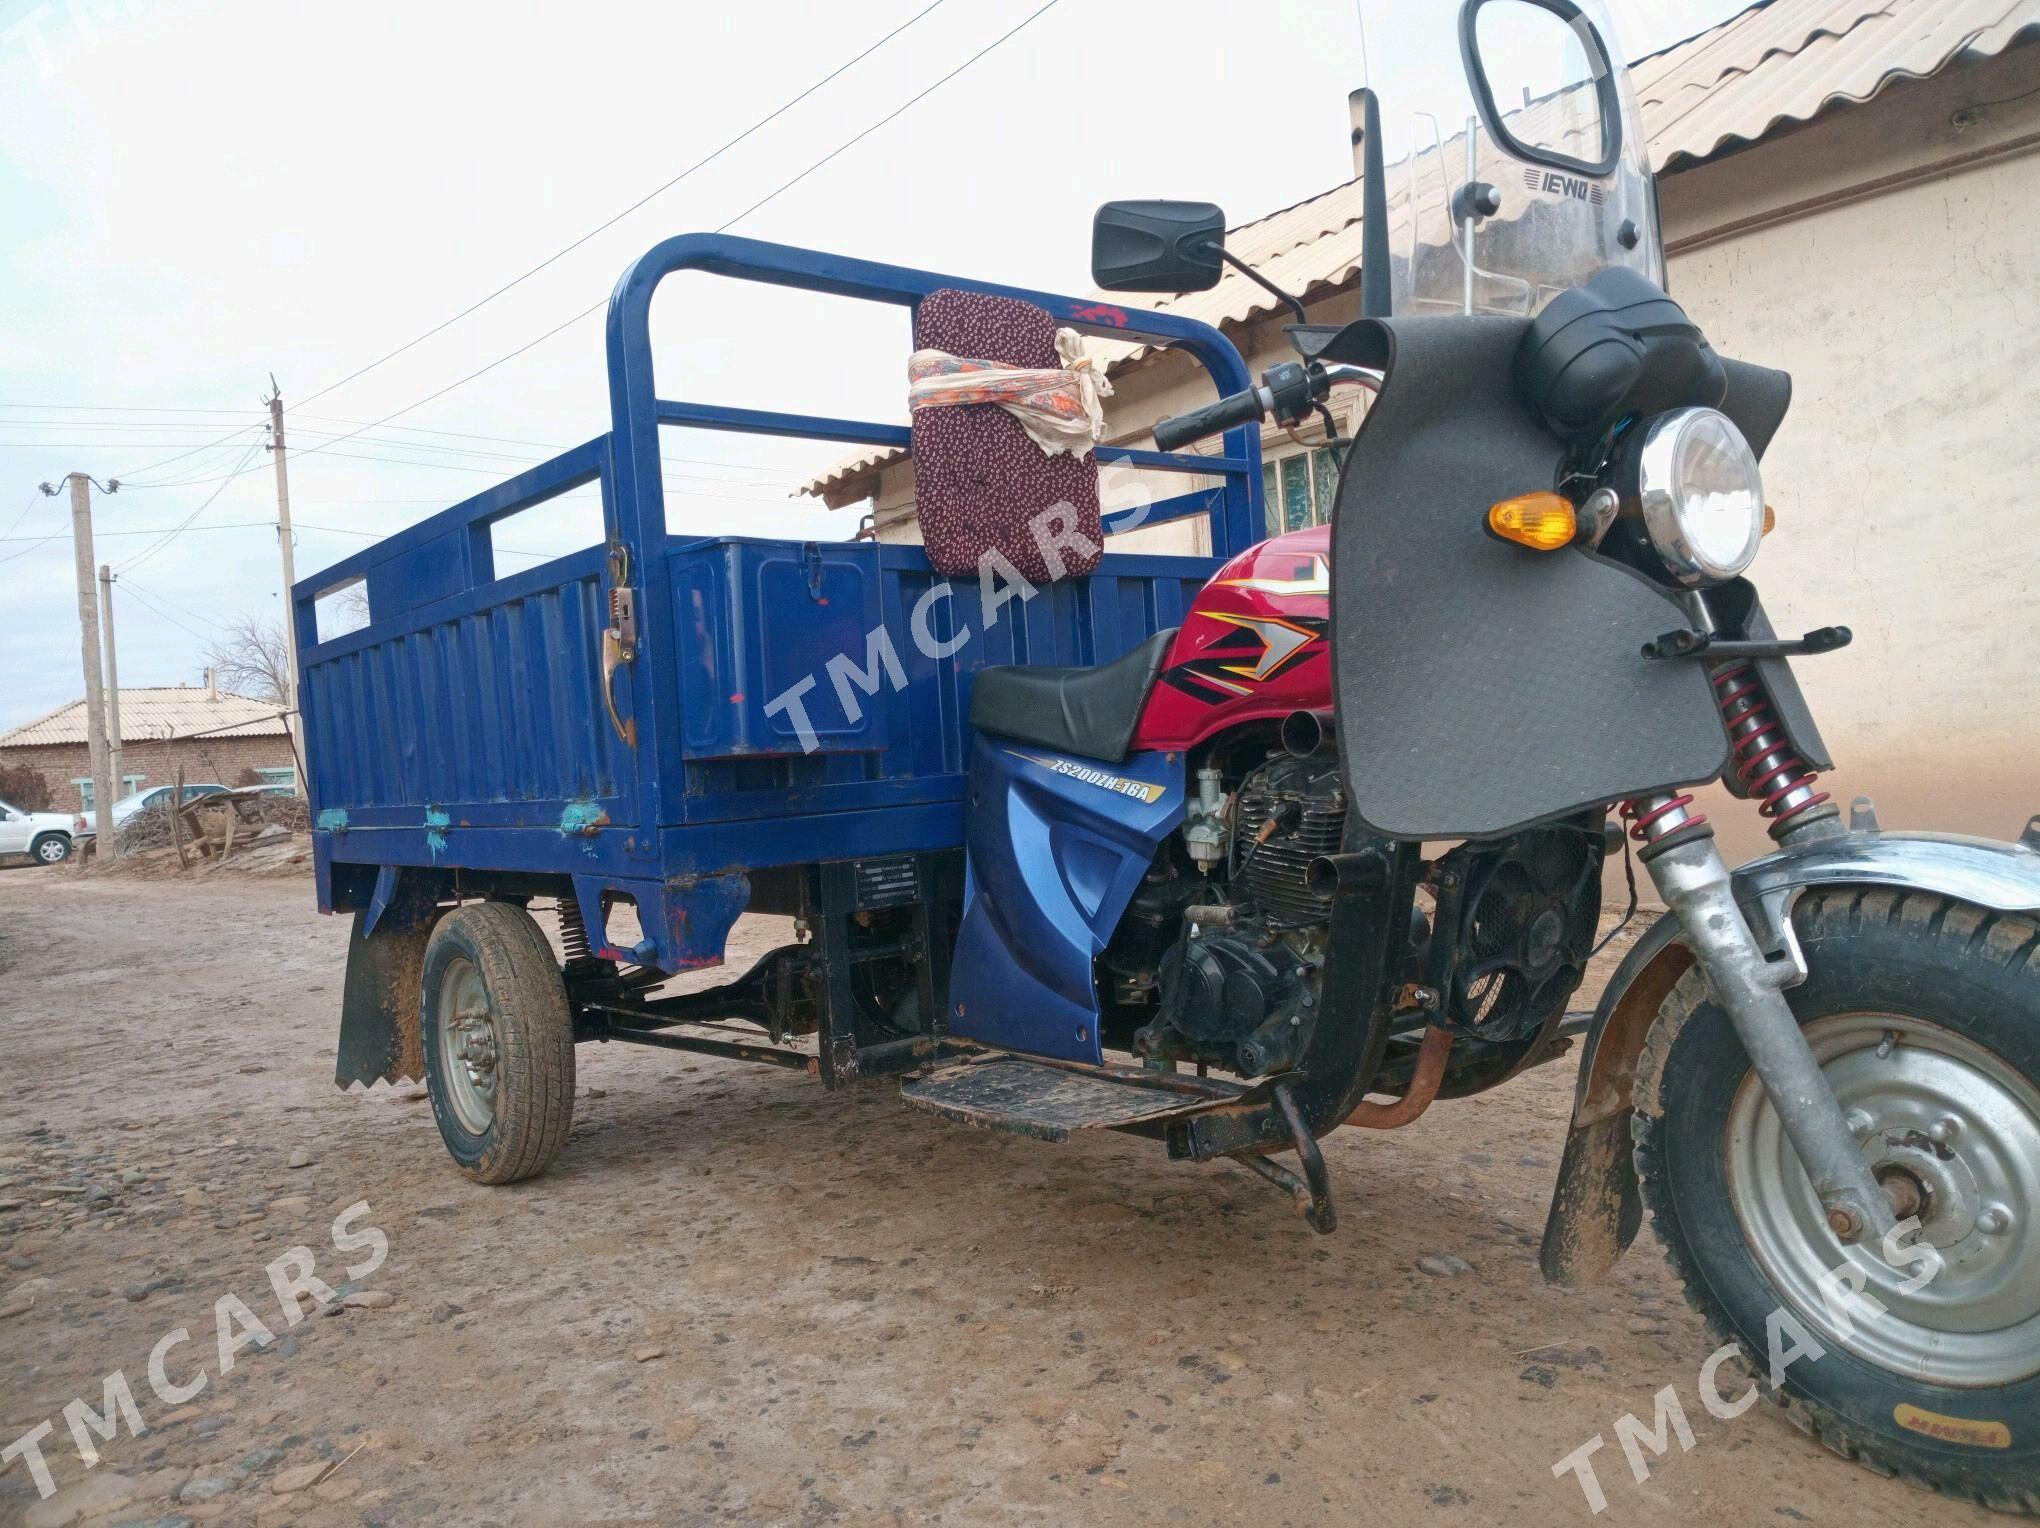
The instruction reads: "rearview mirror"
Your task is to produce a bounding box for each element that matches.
[1091,200,1225,294]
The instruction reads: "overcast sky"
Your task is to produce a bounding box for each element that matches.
[0,0,1748,733]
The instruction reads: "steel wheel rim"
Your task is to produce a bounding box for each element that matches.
[1725,1011,2040,1387]
[436,956,500,1136]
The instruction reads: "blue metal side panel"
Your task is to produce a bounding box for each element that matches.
[300,557,629,826]
[670,538,887,757]
[651,541,1214,860]
[948,741,1184,1063]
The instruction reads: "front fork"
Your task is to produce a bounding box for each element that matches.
[1624,788,1898,1245]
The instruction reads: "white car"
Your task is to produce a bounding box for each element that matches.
[0,797,79,865]
[73,782,231,840]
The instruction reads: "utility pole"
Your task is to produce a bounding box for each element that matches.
[99,564,124,796]
[265,380,304,796]
[42,474,119,860]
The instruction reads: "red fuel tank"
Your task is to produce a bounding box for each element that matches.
[1130,524,1331,754]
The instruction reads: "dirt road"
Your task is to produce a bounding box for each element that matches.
[0,873,2003,1527]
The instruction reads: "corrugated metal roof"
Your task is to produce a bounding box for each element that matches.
[805,0,2038,503]
[0,687,290,748]
[1636,0,2036,167]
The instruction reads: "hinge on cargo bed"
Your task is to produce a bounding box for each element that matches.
[606,544,638,653]
[602,543,638,748]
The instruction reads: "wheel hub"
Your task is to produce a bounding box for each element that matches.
[1725,1011,2040,1388]
[435,959,500,1136]
[453,1007,498,1084]
[1863,1122,1982,1248]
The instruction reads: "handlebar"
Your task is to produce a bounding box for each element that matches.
[1150,363,1384,453]
[1152,385,1271,452]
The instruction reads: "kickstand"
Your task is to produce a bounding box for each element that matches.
[1234,1080,1337,1234]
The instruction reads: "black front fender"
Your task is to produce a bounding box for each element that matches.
[1539,818,2040,1286]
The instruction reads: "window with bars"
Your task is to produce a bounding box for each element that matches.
[1261,446,1343,535]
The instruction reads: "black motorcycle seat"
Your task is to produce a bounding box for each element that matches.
[969,628,1178,764]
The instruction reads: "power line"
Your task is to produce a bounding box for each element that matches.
[116,438,267,572]
[119,434,801,495]
[0,492,53,564]
[271,426,808,484]
[279,0,1064,474]
[0,415,809,483]
[36,3,1058,560]
[1,520,279,541]
[0,420,268,432]
[0,490,44,540]
[0,518,576,551]
[0,403,261,415]
[112,580,218,643]
[290,0,951,415]
[0,439,263,449]
[0,535,62,566]
[116,420,267,483]
[119,578,234,632]
[289,414,806,473]
[240,442,796,497]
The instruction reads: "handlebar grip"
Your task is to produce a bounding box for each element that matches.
[1153,387,1267,452]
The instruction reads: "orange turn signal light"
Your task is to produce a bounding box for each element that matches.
[1762,503,1777,536]
[1488,492,1577,552]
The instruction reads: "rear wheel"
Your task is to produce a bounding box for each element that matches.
[420,902,575,1184]
[30,833,70,865]
[1638,889,2040,1512]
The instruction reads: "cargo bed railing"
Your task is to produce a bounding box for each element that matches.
[598,234,1265,836]
[293,235,1264,969]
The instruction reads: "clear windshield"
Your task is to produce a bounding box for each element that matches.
[1357,0,1664,318]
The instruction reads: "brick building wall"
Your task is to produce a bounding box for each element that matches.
[0,733,296,812]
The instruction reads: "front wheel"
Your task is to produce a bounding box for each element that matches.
[420,902,575,1184]
[1639,888,2040,1512]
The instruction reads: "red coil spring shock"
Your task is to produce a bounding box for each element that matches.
[1619,792,1705,843]
[1711,663,1832,838]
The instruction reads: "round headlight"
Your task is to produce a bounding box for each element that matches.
[1635,408,1764,586]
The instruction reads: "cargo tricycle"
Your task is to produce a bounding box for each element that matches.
[299,0,2040,1506]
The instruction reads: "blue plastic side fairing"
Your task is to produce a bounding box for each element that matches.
[949,740,1185,1063]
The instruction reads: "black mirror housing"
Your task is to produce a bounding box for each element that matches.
[1091,200,1225,293]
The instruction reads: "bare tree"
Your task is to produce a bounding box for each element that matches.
[332,581,371,634]
[202,615,293,707]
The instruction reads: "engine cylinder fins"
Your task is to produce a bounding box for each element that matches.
[1234,754,1349,925]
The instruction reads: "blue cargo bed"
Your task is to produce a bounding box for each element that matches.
[295,235,1265,974]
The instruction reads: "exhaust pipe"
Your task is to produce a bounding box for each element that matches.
[1281,709,1335,759]
[1307,851,1387,898]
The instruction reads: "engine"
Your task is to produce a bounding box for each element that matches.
[1115,736,1604,1079]
[1129,752,1346,1077]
